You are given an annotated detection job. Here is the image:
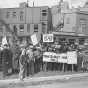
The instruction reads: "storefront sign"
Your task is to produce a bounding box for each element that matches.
[43,34,53,42]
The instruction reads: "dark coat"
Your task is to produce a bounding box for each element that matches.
[1,48,13,69]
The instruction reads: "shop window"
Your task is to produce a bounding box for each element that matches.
[34,24,38,32]
[79,38,85,45]
[19,24,24,32]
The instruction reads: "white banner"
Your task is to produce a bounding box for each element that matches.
[67,51,77,64]
[43,34,53,42]
[43,51,77,64]
[43,52,58,62]
[57,53,67,63]
[31,34,38,45]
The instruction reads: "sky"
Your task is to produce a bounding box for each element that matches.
[0,0,87,8]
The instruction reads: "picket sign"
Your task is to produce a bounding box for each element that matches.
[67,51,77,64]
[43,34,53,42]
[2,36,8,45]
[31,34,38,45]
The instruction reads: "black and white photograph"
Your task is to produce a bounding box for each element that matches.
[0,0,88,88]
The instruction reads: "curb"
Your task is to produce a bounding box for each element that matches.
[0,73,88,84]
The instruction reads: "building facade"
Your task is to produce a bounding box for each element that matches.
[0,2,52,45]
[51,0,88,46]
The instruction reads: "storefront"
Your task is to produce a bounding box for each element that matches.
[53,32,88,47]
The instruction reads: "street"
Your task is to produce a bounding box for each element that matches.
[17,77,88,88]
[0,76,88,88]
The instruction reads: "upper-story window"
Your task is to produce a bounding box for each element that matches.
[80,19,86,33]
[20,11,24,21]
[42,10,47,12]
[6,12,10,18]
[42,10,47,16]
[34,24,38,32]
[42,13,47,16]
[13,12,16,18]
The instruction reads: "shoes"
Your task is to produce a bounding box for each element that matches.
[19,75,24,81]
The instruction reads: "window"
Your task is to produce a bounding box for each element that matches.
[80,19,86,32]
[79,38,85,45]
[13,12,16,18]
[42,22,46,33]
[27,24,30,32]
[6,12,10,18]
[20,11,24,21]
[42,13,47,16]
[42,10,47,12]
[34,24,38,32]
[19,24,24,32]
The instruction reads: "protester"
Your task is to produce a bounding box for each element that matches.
[1,44,13,78]
[12,45,21,73]
[33,46,42,73]
[26,45,34,76]
[19,47,27,80]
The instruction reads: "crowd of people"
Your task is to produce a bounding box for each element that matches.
[0,41,86,80]
[0,43,43,80]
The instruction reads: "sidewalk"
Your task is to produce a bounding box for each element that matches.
[0,72,88,85]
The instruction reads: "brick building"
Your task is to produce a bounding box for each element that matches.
[0,2,52,45]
